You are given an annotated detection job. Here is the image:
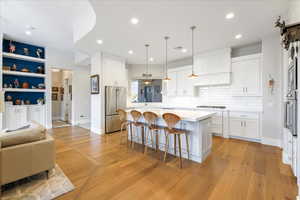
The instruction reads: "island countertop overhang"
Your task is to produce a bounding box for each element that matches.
[125,108,216,122]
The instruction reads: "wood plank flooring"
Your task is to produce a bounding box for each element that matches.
[49,126,298,200]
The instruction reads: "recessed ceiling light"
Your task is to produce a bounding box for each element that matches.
[226,12,235,19]
[25,30,32,35]
[128,50,134,54]
[235,34,242,39]
[130,18,139,25]
[181,48,187,53]
[149,57,154,62]
[96,39,103,44]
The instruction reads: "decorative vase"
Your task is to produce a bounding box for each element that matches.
[22,82,29,89]
[15,99,21,105]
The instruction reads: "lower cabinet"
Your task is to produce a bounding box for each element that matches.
[4,105,28,130]
[4,104,46,130]
[27,105,46,126]
[229,112,260,140]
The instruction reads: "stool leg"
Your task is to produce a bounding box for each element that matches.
[144,127,150,154]
[156,131,159,152]
[150,130,154,149]
[142,126,145,152]
[164,132,169,162]
[185,133,190,160]
[130,123,133,147]
[174,134,177,156]
[178,134,182,169]
[119,123,123,145]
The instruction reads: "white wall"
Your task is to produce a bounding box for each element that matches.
[51,71,62,120]
[287,0,300,24]
[72,66,90,125]
[261,34,282,145]
[90,52,127,134]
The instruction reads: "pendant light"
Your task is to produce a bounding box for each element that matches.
[163,36,171,81]
[188,26,198,79]
[143,44,152,85]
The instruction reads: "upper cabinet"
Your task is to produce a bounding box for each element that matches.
[166,66,196,97]
[193,48,231,86]
[231,54,262,96]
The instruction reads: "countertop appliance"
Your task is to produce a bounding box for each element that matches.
[105,86,127,133]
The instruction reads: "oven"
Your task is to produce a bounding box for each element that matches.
[285,100,297,136]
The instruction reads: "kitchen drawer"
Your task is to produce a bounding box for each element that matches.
[229,111,259,119]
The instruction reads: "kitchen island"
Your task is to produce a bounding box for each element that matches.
[126,108,216,163]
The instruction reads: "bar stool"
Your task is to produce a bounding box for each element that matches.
[162,113,190,169]
[117,109,131,145]
[130,110,145,149]
[143,111,162,154]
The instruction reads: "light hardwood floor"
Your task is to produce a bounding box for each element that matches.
[49,126,298,200]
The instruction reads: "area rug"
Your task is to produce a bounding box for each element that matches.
[1,165,74,200]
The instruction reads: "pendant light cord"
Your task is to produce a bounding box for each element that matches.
[191,26,196,74]
[165,36,169,79]
[145,44,149,76]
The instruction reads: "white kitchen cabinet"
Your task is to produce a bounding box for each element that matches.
[166,71,177,97]
[231,54,262,96]
[27,105,46,126]
[166,66,196,97]
[229,111,260,140]
[4,105,28,130]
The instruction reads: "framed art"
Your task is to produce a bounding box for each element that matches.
[52,87,59,92]
[91,75,99,94]
[52,93,58,101]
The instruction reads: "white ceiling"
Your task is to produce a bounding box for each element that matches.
[75,0,289,64]
[1,0,75,51]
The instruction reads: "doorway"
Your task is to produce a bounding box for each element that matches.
[51,68,72,128]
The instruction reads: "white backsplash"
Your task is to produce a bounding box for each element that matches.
[163,86,263,109]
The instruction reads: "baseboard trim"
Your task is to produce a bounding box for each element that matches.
[261,137,281,148]
[91,127,103,135]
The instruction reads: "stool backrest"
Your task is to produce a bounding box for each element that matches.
[130,110,142,122]
[143,111,158,126]
[117,109,127,122]
[162,113,181,129]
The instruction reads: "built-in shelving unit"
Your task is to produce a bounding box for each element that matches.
[3,88,46,93]
[1,38,47,129]
[3,70,46,78]
[2,52,45,63]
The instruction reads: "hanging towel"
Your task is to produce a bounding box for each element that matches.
[0,91,4,113]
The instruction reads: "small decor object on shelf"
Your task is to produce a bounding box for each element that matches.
[23,48,29,56]
[38,83,45,89]
[3,66,10,71]
[36,48,43,58]
[21,68,30,73]
[90,75,99,94]
[52,87,59,92]
[52,93,58,101]
[25,100,30,105]
[9,40,16,53]
[11,64,17,71]
[9,84,13,88]
[13,79,20,88]
[22,82,29,89]
[6,95,12,101]
[37,98,44,105]
[15,99,21,105]
[3,83,8,88]
[31,86,36,89]
[36,66,44,74]
[60,87,64,94]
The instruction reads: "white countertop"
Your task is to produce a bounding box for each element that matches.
[126,108,216,122]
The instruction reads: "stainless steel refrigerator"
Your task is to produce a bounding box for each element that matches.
[105,86,127,133]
